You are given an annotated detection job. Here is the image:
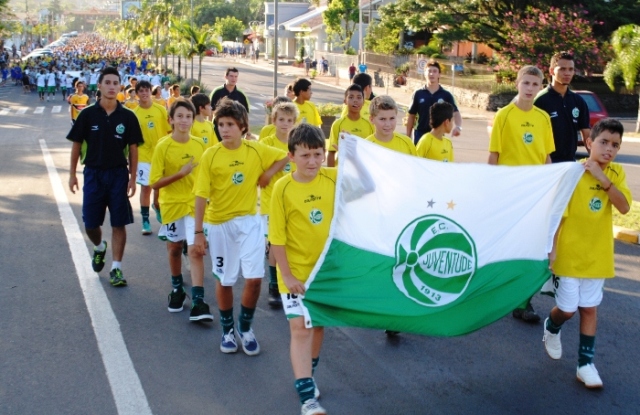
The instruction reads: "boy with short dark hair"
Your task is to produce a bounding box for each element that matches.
[292,78,321,127]
[416,102,455,162]
[544,118,631,389]
[167,84,181,109]
[193,98,289,355]
[366,95,416,156]
[327,84,375,167]
[340,72,373,118]
[190,93,218,147]
[149,98,212,321]
[270,123,335,415]
[260,102,300,307]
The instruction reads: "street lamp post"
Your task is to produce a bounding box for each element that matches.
[273,0,278,98]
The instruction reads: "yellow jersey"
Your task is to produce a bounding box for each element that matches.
[259,134,295,216]
[295,101,322,126]
[194,140,287,224]
[149,135,206,224]
[489,103,555,166]
[340,99,371,119]
[167,95,179,110]
[329,116,375,152]
[365,132,417,156]
[124,99,139,110]
[69,94,90,121]
[269,167,337,293]
[133,103,171,163]
[259,124,276,140]
[554,161,631,278]
[153,97,167,109]
[416,132,454,162]
[116,92,125,103]
[191,119,218,148]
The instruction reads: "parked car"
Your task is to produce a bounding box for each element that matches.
[486,90,609,146]
[22,49,53,61]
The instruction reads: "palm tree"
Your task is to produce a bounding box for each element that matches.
[172,20,221,83]
[604,24,640,133]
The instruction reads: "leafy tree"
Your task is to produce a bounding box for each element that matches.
[323,0,359,51]
[604,24,640,132]
[500,5,603,74]
[213,16,244,42]
[364,19,401,55]
[196,2,236,27]
[172,21,221,82]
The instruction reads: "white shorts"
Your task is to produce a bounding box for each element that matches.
[204,214,265,286]
[158,215,195,244]
[555,276,605,312]
[262,214,269,237]
[136,162,151,186]
[282,293,304,319]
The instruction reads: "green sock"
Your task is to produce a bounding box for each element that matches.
[269,265,278,289]
[578,333,596,367]
[141,206,150,222]
[219,308,234,334]
[239,305,255,333]
[545,314,563,334]
[171,274,183,291]
[294,377,315,404]
[312,357,319,375]
[191,286,204,303]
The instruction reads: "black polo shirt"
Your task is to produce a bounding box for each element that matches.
[408,85,459,133]
[209,84,250,113]
[67,100,144,169]
[534,86,590,163]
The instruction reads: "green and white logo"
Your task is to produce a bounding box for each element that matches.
[232,172,244,185]
[116,123,125,134]
[283,162,292,173]
[572,107,580,118]
[309,208,323,224]
[147,121,155,129]
[589,197,602,212]
[203,136,209,144]
[393,215,477,307]
[523,132,534,144]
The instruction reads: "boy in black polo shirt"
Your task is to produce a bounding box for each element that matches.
[535,51,591,163]
[68,66,144,287]
[406,60,462,144]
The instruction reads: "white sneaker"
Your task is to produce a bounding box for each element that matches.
[576,364,603,389]
[301,398,326,415]
[543,318,562,360]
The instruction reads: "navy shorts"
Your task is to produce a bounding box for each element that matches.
[82,167,134,229]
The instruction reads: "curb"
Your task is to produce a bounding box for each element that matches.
[613,226,640,244]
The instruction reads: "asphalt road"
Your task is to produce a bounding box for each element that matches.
[1,64,639,415]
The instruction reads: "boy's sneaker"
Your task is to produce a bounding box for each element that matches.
[238,328,261,356]
[576,364,603,389]
[92,241,108,272]
[313,378,320,399]
[109,268,127,287]
[168,288,187,312]
[141,220,152,235]
[152,203,162,223]
[220,329,238,353]
[268,286,282,308]
[189,301,214,322]
[512,302,540,323]
[542,318,562,359]
[301,398,326,415]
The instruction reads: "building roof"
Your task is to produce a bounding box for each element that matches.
[277,6,327,31]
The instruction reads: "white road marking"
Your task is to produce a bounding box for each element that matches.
[16,106,28,114]
[52,105,62,113]
[39,139,153,415]
[0,108,9,115]
[34,106,45,114]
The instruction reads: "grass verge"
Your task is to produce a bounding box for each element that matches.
[613,200,640,232]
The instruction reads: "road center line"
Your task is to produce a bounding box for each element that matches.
[39,139,153,415]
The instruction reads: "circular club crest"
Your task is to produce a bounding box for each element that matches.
[309,208,323,225]
[589,197,602,212]
[393,215,477,307]
[116,123,125,134]
[522,132,534,144]
[283,162,292,173]
[572,107,580,118]
[232,172,244,185]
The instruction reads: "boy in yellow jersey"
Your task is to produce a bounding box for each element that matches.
[270,124,335,415]
[167,84,181,109]
[258,96,292,140]
[190,93,218,147]
[149,99,213,322]
[416,102,455,162]
[327,84,375,166]
[339,73,373,119]
[124,88,139,110]
[544,119,631,389]
[133,80,171,235]
[69,80,89,125]
[489,65,555,322]
[293,78,321,126]
[259,102,299,308]
[365,95,416,156]
[152,85,167,109]
[193,98,289,355]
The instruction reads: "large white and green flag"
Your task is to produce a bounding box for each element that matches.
[301,135,584,336]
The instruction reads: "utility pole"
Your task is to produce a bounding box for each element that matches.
[273,0,278,98]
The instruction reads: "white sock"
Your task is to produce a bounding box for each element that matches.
[95,241,106,251]
[111,261,122,271]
